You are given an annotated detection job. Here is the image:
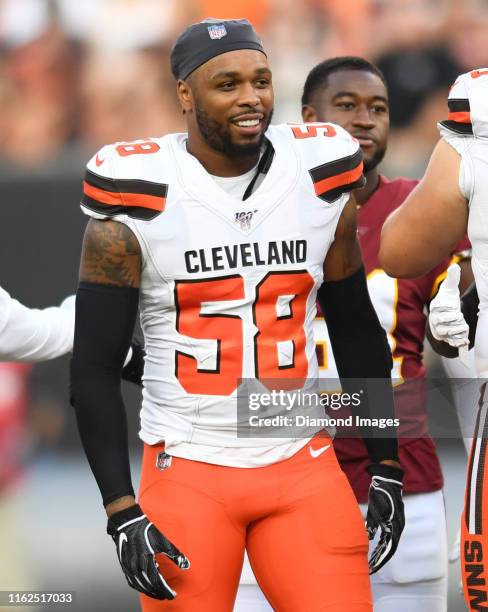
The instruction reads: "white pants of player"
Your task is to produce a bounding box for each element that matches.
[234,490,447,612]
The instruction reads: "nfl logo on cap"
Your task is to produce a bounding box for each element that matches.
[208,24,227,40]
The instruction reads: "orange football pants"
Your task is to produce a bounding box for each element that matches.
[462,384,488,611]
[138,434,371,612]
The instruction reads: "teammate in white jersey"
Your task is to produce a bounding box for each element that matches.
[0,283,144,392]
[0,286,75,362]
[71,19,404,611]
[379,68,488,612]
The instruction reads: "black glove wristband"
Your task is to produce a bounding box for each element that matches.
[107,504,143,535]
[367,463,404,482]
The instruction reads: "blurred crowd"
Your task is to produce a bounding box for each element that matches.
[0,0,487,178]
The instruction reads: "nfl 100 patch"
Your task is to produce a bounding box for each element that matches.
[208,24,227,40]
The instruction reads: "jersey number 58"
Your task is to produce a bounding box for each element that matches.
[174,271,314,395]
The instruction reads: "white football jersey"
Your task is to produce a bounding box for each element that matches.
[81,123,364,466]
[438,68,488,376]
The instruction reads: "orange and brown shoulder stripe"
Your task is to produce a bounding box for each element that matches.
[440,98,473,135]
[309,148,365,203]
[82,170,168,220]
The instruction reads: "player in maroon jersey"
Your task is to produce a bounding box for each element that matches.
[234,55,460,612]
[300,57,470,612]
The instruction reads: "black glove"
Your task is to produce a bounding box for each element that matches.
[122,337,145,386]
[366,463,405,574]
[107,504,190,600]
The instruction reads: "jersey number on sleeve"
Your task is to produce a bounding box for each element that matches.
[116,140,160,156]
[175,271,314,395]
[290,124,337,139]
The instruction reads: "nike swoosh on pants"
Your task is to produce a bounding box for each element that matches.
[309,444,331,458]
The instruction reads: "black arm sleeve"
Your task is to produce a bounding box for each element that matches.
[70,282,139,506]
[426,281,479,358]
[317,266,398,463]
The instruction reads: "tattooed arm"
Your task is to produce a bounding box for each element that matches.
[322,196,362,281]
[71,219,141,515]
[80,219,141,287]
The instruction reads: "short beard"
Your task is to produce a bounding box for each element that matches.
[195,107,273,158]
[363,144,387,173]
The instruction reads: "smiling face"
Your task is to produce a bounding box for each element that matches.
[303,69,389,172]
[178,49,274,160]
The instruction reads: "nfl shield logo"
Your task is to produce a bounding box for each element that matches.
[156,451,172,471]
[208,24,227,40]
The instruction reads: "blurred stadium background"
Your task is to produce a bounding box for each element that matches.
[0,0,487,610]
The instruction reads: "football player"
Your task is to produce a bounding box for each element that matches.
[237,55,470,612]
[71,19,404,611]
[379,68,488,612]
